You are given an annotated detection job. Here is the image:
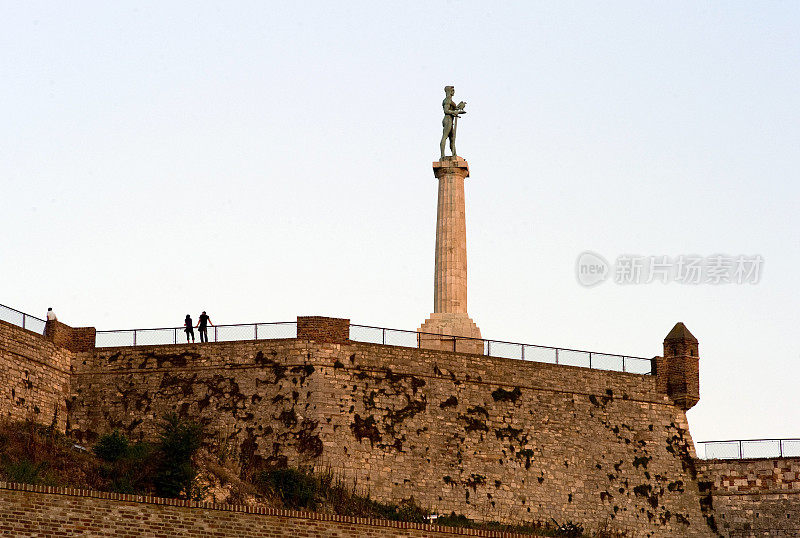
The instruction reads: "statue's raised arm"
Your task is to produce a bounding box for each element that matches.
[440,85,466,159]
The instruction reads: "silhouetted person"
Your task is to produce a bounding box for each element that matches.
[184,314,195,343]
[196,311,213,343]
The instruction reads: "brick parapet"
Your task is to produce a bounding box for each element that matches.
[44,320,96,352]
[297,316,350,343]
[0,481,531,537]
[697,457,800,495]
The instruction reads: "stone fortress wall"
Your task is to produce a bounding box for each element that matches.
[0,320,71,431]
[0,315,797,536]
[696,458,800,536]
[69,338,706,535]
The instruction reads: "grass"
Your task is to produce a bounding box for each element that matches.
[253,467,428,523]
[250,467,618,536]
[0,419,105,489]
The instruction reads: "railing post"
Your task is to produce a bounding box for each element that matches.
[417,331,420,349]
[452,336,456,352]
[622,357,626,373]
[739,441,743,459]
[22,314,25,330]
[382,328,386,345]
[589,352,592,369]
[174,329,177,344]
[255,324,258,340]
[215,326,218,342]
[555,348,559,365]
[133,330,137,347]
[521,344,525,361]
[487,340,491,357]
[780,440,784,458]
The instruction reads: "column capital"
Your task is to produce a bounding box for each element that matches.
[433,156,469,178]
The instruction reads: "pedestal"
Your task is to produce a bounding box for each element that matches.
[418,312,483,354]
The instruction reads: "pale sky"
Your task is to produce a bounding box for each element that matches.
[2,2,799,448]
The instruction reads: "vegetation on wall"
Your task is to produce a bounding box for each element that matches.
[0,415,203,500]
[0,419,624,536]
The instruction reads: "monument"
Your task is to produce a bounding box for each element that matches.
[418,86,482,354]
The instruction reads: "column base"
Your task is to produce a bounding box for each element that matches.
[417,313,482,354]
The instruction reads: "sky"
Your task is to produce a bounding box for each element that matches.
[2,2,799,449]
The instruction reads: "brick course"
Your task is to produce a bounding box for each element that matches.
[0,482,531,537]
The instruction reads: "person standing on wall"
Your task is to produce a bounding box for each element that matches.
[44,307,57,336]
[184,314,195,343]
[196,311,213,343]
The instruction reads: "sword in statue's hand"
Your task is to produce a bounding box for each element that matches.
[453,107,466,142]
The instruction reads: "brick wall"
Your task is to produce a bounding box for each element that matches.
[68,338,712,536]
[297,316,350,343]
[44,320,96,353]
[0,482,530,537]
[0,320,71,430]
[697,458,800,536]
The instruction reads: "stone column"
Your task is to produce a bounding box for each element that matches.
[418,156,482,354]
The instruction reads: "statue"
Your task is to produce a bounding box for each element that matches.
[439,85,466,160]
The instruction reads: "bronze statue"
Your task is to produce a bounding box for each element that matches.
[440,85,466,160]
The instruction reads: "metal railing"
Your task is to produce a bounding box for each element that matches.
[0,303,46,334]
[1,301,652,375]
[348,324,653,375]
[697,438,800,459]
[95,322,298,347]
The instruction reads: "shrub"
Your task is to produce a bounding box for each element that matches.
[153,413,203,499]
[92,430,156,494]
[93,430,129,462]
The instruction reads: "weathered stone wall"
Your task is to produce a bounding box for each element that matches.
[0,320,70,430]
[0,482,525,538]
[69,338,713,536]
[697,458,800,536]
